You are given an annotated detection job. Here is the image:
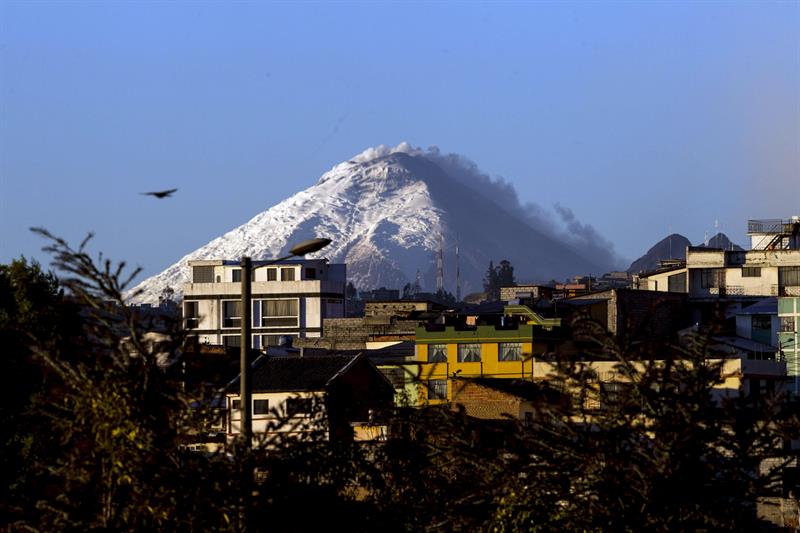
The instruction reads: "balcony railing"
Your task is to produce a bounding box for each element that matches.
[778,285,800,297]
[704,285,800,297]
[748,219,790,234]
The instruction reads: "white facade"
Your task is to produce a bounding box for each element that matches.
[226,391,324,438]
[686,248,800,299]
[182,258,346,347]
[634,266,687,293]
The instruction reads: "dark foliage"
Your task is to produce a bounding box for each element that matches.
[4,231,799,532]
[483,259,515,301]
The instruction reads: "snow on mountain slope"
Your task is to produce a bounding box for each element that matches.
[130,143,616,303]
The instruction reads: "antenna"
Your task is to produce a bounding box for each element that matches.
[436,232,444,293]
[456,243,461,302]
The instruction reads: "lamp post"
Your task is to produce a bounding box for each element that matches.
[239,238,331,447]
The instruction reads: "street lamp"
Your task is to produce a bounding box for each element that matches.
[239,237,331,447]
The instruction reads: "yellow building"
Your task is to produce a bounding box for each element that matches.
[415,305,561,403]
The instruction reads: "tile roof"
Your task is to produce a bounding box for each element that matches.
[229,355,358,393]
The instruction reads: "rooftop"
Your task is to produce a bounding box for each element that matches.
[228,355,358,393]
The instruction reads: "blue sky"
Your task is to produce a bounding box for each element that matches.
[1,1,798,279]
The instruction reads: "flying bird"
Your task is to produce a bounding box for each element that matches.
[141,188,178,199]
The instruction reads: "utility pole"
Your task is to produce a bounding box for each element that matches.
[436,233,444,293]
[455,244,461,303]
[238,238,330,450]
[240,256,252,446]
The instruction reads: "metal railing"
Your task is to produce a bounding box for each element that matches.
[748,219,789,234]
[704,285,800,297]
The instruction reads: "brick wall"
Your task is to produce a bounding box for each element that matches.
[450,380,527,420]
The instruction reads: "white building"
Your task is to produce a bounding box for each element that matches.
[636,217,800,300]
[182,258,346,348]
[686,247,800,299]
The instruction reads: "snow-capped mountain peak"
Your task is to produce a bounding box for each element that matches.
[130,143,615,304]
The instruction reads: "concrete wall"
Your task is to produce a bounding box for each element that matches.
[227,391,324,438]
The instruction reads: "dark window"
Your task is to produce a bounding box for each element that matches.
[427,380,448,400]
[231,399,241,411]
[281,267,296,281]
[222,301,242,328]
[382,367,406,388]
[222,335,241,348]
[192,266,214,283]
[184,301,199,328]
[231,269,242,282]
[253,399,269,415]
[265,334,295,346]
[305,268,316,279]
[600,382,631,410]
[457,343,481,362]
[668,272,687,293]
[499,342,522,361]
[779,267,800,287]
[428,344,447,362]
[742,267,761,278]
[700,268,723,289]
[752,315,772,331]
[782,467,800,498]
[267,268,277,281]
[286,398,313,416]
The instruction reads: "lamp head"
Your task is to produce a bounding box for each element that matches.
[289,238,331,256]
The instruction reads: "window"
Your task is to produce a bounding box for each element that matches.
[253,399,269,415]
[600,382,631,409]
[222,335,241,348]
[700,268,722,289]
[281,267,296,281]
[305,267,316,279]
[781,317,796,333]
[192,266,214,283]
[255,298,299,328]
[668,272,687,293]
[428,344,447,362]
[742,267,761,278]
[266,334,295,346]
[752,315,772,331]
[231,399,241,411]
[231,269,242,282]
[267,268,277,281]
[779,267,800,287]
[184,301,199,328]
[499,342,522,361]
[427,380,448,400]
[286,398,313,416]
[382,367,406,388]
[457,343,481,362]
[253,334,296,348]
[222,300,242,328]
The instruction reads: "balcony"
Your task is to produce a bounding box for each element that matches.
[778,285,800,297]
[701,285,799,298]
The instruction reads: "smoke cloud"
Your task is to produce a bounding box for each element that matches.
[348,143,623,270]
